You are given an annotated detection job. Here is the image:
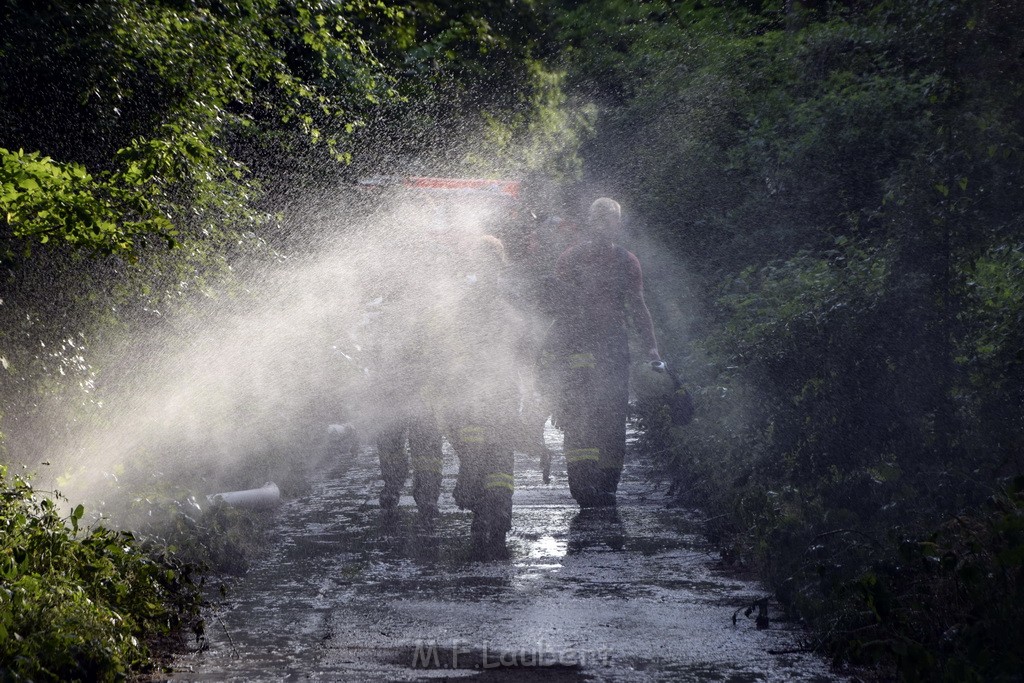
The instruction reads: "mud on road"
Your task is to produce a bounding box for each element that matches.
[169,426,843,682]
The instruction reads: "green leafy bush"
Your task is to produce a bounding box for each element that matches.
[0,148,175,258]
[566,0,1024,676]
[0,464,203,681]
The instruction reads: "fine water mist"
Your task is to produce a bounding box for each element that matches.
[21,169,704,531]
[45,185,540,514]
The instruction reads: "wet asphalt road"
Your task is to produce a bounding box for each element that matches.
[169,426,842,682]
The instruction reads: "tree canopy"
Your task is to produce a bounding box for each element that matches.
[3,0,1024,678]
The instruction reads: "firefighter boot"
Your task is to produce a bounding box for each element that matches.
[377,427,408,511]
[470,485,513,561]
[565,452,603,508]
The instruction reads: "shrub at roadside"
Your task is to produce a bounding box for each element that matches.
[0,464,203,681]
[635,243,1024,680]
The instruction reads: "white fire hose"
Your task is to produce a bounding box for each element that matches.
[206,482,281,510]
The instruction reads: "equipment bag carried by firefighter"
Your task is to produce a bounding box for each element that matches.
[633,360,694,428]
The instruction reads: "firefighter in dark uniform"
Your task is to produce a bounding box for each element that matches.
[500,209,560,483]
[438,234,522,558]
[364,222,450,525]
[553,198,660,507]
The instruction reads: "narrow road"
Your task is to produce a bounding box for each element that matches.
[170,426,841,681]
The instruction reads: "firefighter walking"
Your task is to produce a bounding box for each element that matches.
[553,198,660,508]
[438,234,522,558]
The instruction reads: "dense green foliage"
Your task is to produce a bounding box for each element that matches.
[3,0,1023,678]
[0,464,203,680]
[1,0,569,674]
[1,0,392,462]
[550,0,1024,678]
[0,0,568,457]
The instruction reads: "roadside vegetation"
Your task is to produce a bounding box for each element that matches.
[0,0,573,675]
[554,1,1024,679]
[3,0,1022,680]
[0,464,203,680]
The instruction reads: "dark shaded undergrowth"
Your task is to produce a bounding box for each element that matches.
[637,401,1024,682]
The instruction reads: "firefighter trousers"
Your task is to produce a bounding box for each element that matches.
[376,419,444,512]
[560,349,630,507]
[450,421,515,548]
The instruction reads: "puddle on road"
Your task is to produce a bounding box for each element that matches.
[520,534,568,560]
[168,428,845,682]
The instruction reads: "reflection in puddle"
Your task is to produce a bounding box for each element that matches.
[531,534,567,560]
[512,535,566,590]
